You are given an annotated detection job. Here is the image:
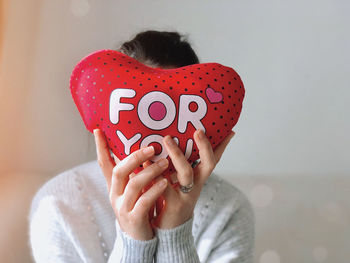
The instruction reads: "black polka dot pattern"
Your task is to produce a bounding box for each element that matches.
[69,49,245,178]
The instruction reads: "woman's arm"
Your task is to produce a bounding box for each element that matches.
[154,216,200,263]
[107,219,158,263]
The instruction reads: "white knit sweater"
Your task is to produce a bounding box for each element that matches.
[28,160,255,263]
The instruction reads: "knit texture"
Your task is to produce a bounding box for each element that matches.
[28,160,255,262]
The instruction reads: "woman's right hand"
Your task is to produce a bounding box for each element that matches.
[93,129,169,241]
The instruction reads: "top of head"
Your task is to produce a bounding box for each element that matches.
[70,48,237,85]
[116,30,200,68]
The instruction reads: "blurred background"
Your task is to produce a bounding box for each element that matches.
[0,0,349,262]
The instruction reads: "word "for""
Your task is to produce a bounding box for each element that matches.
[109,89,208,161]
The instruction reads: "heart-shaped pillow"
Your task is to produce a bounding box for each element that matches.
[69,49,245,178]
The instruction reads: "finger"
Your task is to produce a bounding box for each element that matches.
[153,178,178,222]
[149,203,155,221]
[163,135,194,187]
[133,176,168,216]
[114,152,137,183]
[143,160,157,220]
[151,193,166,228]
[94,129,116,192]
[122,158,169,211]
[193,129,217,185]
[213,131,235,163]
[110,146,155,198]
[155,194,165,217]
[142,160,154,193]
[142,160,153,169]
[115,154,137,180]
[148,182,156,220]
[112,153,121,165]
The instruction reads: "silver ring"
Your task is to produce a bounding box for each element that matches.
[179,181,194,193]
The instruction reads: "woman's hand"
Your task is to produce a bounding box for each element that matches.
[150,129,235,229]
[93,129,169,241]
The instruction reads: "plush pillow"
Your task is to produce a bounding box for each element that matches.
[69,49,245,178]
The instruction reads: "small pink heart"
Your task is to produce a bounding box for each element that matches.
[206,87,223,103]
[70,49,245,178]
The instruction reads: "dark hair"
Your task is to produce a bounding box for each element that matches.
[117,30,199,68]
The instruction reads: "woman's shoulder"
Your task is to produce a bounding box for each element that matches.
[28,160,114,262]
[29,160,104,221]
[193,172,253,230]
[193,174,255,262]
[198,172,251,212]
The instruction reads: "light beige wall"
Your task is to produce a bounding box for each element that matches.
[0,1,44,262]
[0,0,43,174]
[0,0,9,63]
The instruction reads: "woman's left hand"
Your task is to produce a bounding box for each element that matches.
[148,129,235,229]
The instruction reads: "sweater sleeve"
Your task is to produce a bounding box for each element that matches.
[154,216,200,263]
[107,219,158,263]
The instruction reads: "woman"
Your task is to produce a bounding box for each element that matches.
[29,30,255,263]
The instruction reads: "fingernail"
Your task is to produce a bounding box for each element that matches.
[165,136,176,146]
[143,146,154,155]
[198,129,205,139]
[157,158,168,167]
[93,129,98,136]
[158,179,167,187]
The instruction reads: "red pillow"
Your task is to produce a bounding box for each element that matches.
[70,49,245,178]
